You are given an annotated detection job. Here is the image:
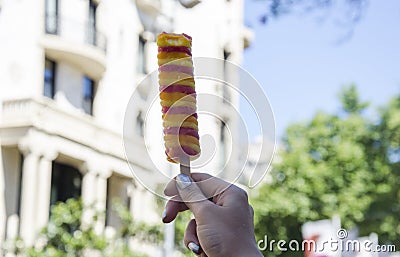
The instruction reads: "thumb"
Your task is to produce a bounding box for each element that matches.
[176,174,213,215]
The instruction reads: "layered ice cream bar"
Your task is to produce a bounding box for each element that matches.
[157,32,200,164]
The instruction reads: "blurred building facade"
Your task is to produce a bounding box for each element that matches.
[0,0,251,255]
[240,136,277,188]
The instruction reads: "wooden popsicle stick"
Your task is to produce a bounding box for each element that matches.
[180,154,191,176]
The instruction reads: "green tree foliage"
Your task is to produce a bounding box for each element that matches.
[3,198,161,257]
[251,86,400,257]
[153,194,193,256]
[174,210,194,256]
[339,84,369,113]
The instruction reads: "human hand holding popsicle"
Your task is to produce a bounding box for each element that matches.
[163,173,263,257]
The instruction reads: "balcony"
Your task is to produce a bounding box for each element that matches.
[41,14,107,80]
[0,98,150,173]
[135,0,161,16]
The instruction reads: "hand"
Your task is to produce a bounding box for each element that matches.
[162,173,263,257]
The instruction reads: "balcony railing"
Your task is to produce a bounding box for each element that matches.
[1,98,148,167]
[45,14,107,52]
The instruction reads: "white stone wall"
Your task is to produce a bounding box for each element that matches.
[0,0,45,100]
[94,0,144,131]
[58,0,87,44]
[55,62,86,110]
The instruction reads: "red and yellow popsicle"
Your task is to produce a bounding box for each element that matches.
[157,32,200,165]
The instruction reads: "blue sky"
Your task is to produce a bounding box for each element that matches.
[242,0,400,141]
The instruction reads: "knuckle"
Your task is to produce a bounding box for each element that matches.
[183,186,201,201]
[181,184,207,204]
[235,187,249,202]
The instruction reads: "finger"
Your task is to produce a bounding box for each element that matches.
[184,219,201,255]
[192,173,233,198]
[162,195,189,223]
[220,185,250,208]
[175,174,214,215]
[165,173,233,199]
[249,205,254,218]
[164,178,178,196]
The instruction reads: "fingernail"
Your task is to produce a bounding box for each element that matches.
[176,174,192,189]
[188,242,200,254]
[161,209,166,221]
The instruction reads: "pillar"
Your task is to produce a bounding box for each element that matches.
[81,163,97,206]
[80,163,97,227]
[19,149,39,246]
[36,151,57,233]
[80,161,110,233]
[0,146,5,246]
[95,171,109,233]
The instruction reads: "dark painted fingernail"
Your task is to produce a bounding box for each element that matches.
[176,174,192,189]
[188,242,200,254]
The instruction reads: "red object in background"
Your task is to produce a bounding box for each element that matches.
[304,234,320,257]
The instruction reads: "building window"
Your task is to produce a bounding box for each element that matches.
[220,120,227,167]
[137,35,146,74]
[44,58,56,98]
[16,152,23,218]
[136,111,144,137]
[223,49,231,79]
[45,0,58,34]
[223,50,231,103]
[220,121,226,141]
[83,76,95,115]
[50,162,82,207]
[87,0,97,45]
